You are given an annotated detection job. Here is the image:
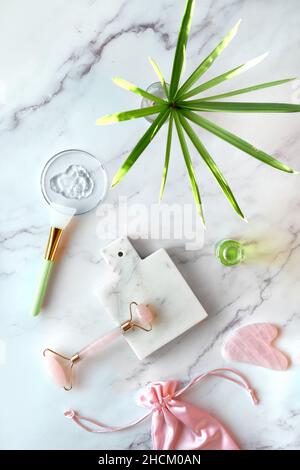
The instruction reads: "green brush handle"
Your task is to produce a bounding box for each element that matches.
[31,259,54,317]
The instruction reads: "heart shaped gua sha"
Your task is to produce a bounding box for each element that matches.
[223,323,289,370]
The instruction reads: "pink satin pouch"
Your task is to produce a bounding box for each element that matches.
[65,368,258,450]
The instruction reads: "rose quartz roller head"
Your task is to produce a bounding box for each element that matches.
[43,302,153,391]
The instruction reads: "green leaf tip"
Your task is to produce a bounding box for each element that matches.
[96,104,167,125]
[111,176,120,188]
[244,51,269,68]
[112,77,167,104]
[176,18,242,100]
[178,112,245,220]
[112,76,121,84]
[180,51,269,100]
[182,108,296,174]
[148,57,169,99]
[194,78,298,101]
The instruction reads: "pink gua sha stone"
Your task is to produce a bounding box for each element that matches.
[223,323,289,370]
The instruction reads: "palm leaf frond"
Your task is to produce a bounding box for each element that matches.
[99,0,300,223]
[178,113,245,219]
[176,19,241,99]
[174,111,205,223]
[195,78,296,101]
[96,104,167,125]
[149,58,169,99]
[169,0,195,100]
[159,112,174,201]
[112,77,167,104]
[178,100,300,113]
[182,108,296,173]
[180,52,268,100]
[111,109,170,187]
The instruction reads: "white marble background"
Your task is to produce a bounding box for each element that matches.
[1,0,300,450]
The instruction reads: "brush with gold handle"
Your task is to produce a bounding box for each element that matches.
[31,204,75,317]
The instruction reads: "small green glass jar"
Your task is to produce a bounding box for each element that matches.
[215,239,245,266]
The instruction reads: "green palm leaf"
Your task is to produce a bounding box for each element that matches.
[99,0,299,223]
[178,113,245,219]
[180,52,268,100]
[111,108,170,187]
[96,104,167,125]
[181,108,296,173]
[159,112,174,201]
[195,78,296,101]
[149,57,169,99]
[112,77,167,104]
[178,100,300,113]
[176,19,241,100]
[169,0,195,100]
[174,111,205,223]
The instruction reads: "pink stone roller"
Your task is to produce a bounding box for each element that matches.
[43,302,153,390]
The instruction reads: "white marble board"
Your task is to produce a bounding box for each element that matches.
[99,237,207,359]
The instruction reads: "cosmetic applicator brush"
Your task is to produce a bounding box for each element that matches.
[31,203,75,317]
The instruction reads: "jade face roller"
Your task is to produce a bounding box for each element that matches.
[31,149,107,317]
[43,302,153,390]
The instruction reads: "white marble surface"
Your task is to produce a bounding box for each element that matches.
[1,0,300,450]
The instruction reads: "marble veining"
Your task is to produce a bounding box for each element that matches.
[0,0,300,450]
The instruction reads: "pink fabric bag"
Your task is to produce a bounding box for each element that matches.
[65,368,258,450]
